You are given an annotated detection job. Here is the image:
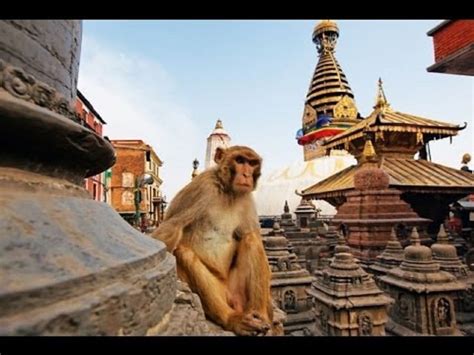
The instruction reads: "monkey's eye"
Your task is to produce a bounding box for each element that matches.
[249,160,259,167]
[236,156,245,164]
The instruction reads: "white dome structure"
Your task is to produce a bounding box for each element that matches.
[253,150,356,217]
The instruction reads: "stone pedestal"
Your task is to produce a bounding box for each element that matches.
[0,20,176,335]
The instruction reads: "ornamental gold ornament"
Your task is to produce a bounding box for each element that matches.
[333,95,357,120]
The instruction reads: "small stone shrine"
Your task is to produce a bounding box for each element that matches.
[294,199,317,229]
[263,221,315,335]
[369,227,404,280]
[380,228,466,335]
[308,233,393,336]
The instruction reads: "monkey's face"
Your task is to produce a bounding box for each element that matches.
[232,154,260,194]
[215,146,262,195]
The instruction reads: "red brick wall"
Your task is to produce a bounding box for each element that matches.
[432,20,474,62]
[75,96,106,201]
[110,146,146,213]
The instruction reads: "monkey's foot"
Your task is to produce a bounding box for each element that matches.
[228,311,271,336]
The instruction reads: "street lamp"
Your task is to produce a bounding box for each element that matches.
[134,173,154,229]
[192,158,199,179]
[160,195,168,224]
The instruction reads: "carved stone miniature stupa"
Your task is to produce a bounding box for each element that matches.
[308,233,393,336]
[263,221,315,335]
[380,228,466,335]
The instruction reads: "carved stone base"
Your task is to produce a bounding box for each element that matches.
[0,168,176,335]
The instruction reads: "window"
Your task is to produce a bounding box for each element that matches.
[122,172,134,188]
[122,191,134,206]
[92,183,97,200]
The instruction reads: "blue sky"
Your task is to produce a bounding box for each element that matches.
[78,20,473,200]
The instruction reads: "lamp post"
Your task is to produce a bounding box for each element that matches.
[134,173,154,229]
[160,195,168,224]
[192,158,199,179]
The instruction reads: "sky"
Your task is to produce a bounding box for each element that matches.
[78,20,473,201]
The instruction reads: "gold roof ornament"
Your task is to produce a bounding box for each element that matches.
[360,137,378,164]
[462,153,471,164]
[373,78,392,112]
[333,95,358,120]
[313,20,339,37]
[215,119,223,129]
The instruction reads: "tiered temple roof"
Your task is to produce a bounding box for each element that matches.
[301,80,474,232]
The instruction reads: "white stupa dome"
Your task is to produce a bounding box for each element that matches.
[253,150,356,217]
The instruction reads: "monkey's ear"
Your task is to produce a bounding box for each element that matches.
[214,147,225,164]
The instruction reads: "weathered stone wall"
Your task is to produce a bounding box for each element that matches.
[0,20,81,103]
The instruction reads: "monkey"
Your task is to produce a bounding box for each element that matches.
[152,146,279,336]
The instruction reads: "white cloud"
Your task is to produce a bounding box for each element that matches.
[78,35,200,200]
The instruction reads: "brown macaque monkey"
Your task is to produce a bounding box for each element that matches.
[152,146,278,336]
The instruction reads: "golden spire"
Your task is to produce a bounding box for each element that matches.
[374,78,391,112]
[215,119,223,130]
[305,20,359,119]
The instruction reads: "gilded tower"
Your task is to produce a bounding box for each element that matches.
[205,119,231,169]
[297,20,361,161]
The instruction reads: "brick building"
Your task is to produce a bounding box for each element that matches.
[427,19,474,242]
[110,140,164,229]
[427,20,474,76]
[75,90,109,202]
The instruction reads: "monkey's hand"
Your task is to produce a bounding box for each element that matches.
[228,311,271,336]
[268,319,285,336]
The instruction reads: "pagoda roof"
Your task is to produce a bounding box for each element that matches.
[301,157,474,199]
[322,108,465,150]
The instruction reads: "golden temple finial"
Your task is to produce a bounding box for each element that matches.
[313,20,339,54]
[360,137,377,164]
[374,77,391,112]
[215,119,223,129]
[462,153,471,165]
[313,20,339,36]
